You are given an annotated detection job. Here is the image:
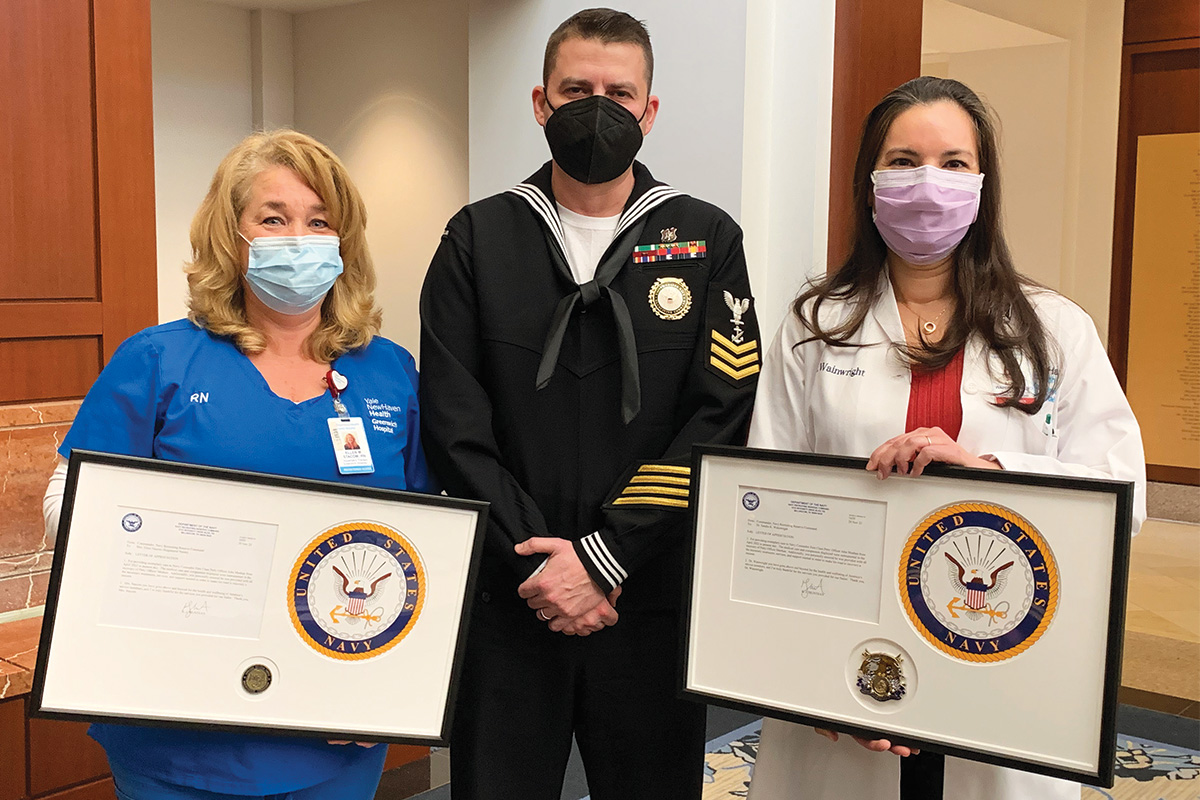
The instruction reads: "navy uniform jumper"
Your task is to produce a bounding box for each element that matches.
[419,162,759,800]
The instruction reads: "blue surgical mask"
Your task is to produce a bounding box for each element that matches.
[240,233,344,315]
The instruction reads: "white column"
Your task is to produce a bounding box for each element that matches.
[251,9,294,132]
[740,0,837,341]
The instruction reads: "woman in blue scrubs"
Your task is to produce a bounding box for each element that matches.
[43,130,435,799]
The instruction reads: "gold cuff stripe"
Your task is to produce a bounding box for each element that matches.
[711,330,758,355]
[637,464,691,475]
[630,475,690,486]
[710,342,760,368]
[710,358,761,381]
[621,485,689,497]
[612,496,689,509]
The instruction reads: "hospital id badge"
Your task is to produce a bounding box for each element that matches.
[328,417,375,475]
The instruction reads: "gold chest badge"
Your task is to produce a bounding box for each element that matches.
[648,277,692,321]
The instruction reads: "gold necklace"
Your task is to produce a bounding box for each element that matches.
[903,301,952,335]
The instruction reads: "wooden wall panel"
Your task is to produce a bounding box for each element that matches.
[93,0,158,363]
[0,698,26,800]
[35,782,112,800]
[0,0,99,301]
[27,719,109,798]
[1109,0,1199,485]
[1108,42,1199,384]
[0,304,103,340]
[827,0,923,267]
[1124,0,1199,45]
[0,339,101,404]
[0,0,157,405]
[384,744,429,770]
[34,779,113,800]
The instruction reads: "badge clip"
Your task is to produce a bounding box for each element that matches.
[325,369,350,419]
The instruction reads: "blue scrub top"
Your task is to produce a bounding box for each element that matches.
[59,319,436,794]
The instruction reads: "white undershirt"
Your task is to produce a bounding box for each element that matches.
[557,203,620,285]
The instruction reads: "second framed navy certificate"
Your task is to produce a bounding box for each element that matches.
[682,445,1133,788]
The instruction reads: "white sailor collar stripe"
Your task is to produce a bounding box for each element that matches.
[616,184,684,236]
[507,181,685,254]
[508,183,567,254]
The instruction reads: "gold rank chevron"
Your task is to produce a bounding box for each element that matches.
[612,464,692,509]
[711,330,757,355]
[709,342,758,368]
[710,330,760,380]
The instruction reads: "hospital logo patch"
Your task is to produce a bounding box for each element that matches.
[289,521,425,660]
[899,502,1058,663]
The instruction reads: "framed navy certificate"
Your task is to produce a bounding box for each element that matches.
[32,450,487,746]
[682,444,1133,788]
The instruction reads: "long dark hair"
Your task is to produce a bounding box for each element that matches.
[794,77,1051,414]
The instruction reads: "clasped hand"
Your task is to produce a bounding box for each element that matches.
[515,537,621,636]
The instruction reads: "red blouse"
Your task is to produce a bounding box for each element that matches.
[905,348,965,439]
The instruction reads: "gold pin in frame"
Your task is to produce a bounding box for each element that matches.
[856,650,906,702]
[241,663,273,695]
[648,277,692,321]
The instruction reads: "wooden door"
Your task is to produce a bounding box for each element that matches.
[0,0,157,405]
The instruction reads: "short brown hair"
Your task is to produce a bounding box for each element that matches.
[543,8,654,90]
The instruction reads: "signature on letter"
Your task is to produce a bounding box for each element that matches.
[181,600,209,618]
[799,578,825,599]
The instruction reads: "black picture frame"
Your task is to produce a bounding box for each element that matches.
[31,449,489,747]
[680,444,1133,788]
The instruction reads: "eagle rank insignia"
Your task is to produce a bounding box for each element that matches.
[289,521,425,661]
[648,276,692,321]
[899,502,1058,663]
[857,650,906,702]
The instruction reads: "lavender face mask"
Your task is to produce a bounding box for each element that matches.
[871,165,984,265]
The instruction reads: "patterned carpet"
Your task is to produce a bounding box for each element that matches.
[701,722,1200,800]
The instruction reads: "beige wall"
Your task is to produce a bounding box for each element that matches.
[151,0,254,325]
[151,0,470,356]
[923,0,1123,338]
[935,42,1072,291]
[294,0,469,356]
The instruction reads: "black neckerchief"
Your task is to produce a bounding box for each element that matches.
[508,162,684,424]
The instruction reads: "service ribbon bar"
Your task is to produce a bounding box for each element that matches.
[632,240,707,264]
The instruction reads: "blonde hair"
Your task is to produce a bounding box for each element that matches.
[185,130,381,362]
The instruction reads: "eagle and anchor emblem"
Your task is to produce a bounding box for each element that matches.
[899,502,1058,663]
[723,291,751,345]
[289,521,425,660]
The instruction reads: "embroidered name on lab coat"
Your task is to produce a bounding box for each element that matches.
[818,362,865,378]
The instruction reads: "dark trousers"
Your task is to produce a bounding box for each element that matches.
[449,592,706,800]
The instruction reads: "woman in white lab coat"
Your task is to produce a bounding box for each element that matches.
[746,76,1146,800]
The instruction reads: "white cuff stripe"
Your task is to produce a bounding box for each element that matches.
[581,536,619,588]
[584,532,628,583]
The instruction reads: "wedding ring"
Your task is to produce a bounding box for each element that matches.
[924,435,932,447]
[536,609,551,622]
